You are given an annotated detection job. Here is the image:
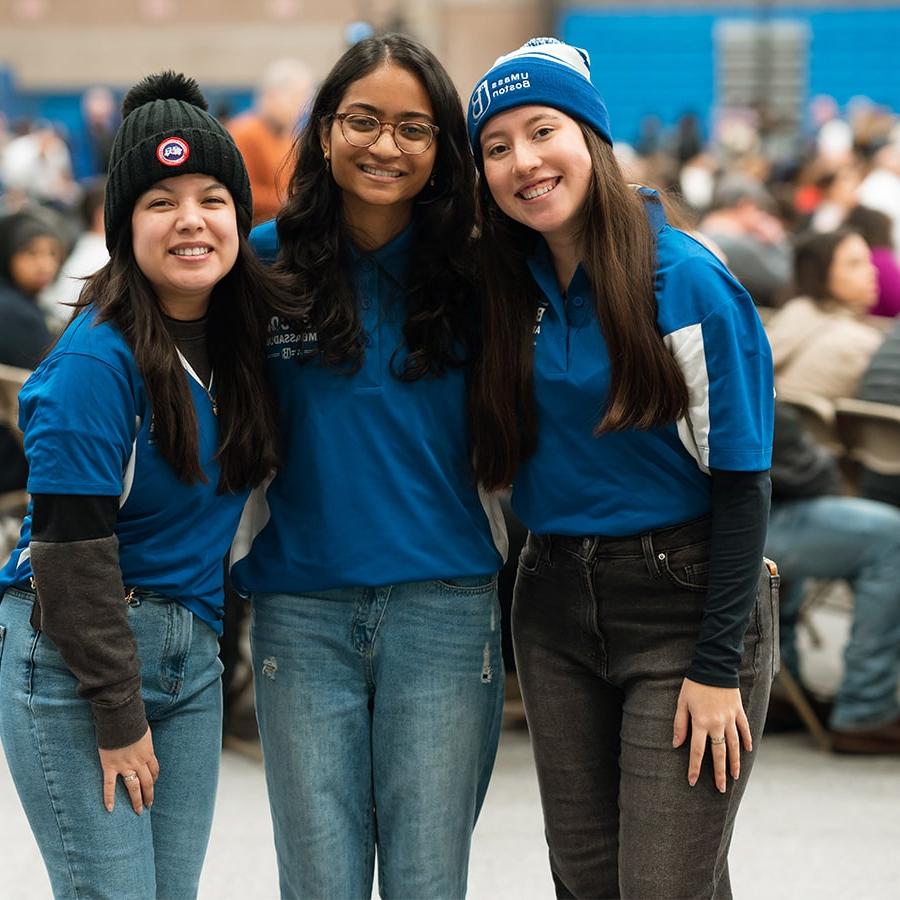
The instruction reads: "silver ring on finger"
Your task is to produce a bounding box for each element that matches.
[122,772,139,783]
[709,735,727,745]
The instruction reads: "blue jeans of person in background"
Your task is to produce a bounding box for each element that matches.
[0,588,224,900]
[250,575,504,900]
[765,496,900,730]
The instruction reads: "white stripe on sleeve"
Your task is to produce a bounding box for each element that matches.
[664,323,711,473]
[230,471,275,570]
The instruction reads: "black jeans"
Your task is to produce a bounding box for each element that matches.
[512,516,777,900]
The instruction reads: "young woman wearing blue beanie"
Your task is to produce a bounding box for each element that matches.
[230,34,505,899]
[468,38,776,898]
[0,73,281,898]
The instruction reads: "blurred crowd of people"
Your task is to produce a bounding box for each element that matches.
[0,58,314,343]
[7,84,900,340]
[2,72,900,751]
[625,98,900,751]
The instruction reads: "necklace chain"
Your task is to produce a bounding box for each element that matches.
[174,349,217,416]
[205,371,217,416]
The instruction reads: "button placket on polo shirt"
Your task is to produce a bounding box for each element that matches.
[356,259,382,391]
[565,294,590,363]
[531,277,568,374]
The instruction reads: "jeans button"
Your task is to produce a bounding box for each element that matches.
[658,552,666,560]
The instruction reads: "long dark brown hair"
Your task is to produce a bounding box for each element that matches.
[275,33,477,379]
[471,125,689,489]
[75,204,279,493]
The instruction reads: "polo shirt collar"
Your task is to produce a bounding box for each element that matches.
[526,186,667,314]
[350,220,413,287]
[526,237,592,321]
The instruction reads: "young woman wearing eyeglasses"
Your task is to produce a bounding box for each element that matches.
[229,35,506,899]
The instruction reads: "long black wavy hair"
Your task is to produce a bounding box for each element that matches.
[275,33,478,379]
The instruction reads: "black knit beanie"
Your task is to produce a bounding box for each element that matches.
[104,71,252,250]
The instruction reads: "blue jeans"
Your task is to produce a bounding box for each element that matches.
[0,588,223,900]
[250,575,504,900]
[765,496,900,730]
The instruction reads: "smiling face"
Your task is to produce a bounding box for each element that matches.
[321,62,437,241]
[480,105,593,250]
[131,173,239,319]
[827,233,878,312]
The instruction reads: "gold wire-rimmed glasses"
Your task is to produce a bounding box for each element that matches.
[328,113,440,155]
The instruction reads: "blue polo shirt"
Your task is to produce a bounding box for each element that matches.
[231,221,503,594]
[0,308,248,631]
[513,192,773,537]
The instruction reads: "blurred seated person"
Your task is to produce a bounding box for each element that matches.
[844,205,900,318]
[41,177,109,326]
[0,121,78,210]
[855,317,900,507]
[767,228,883,400]
[699,174,792,307]
[765,402,900,753]
[73,86,117,180]
[0,210,62,492]
[228,59,312,225]
[808,164,861,234]
[857,143,900,251]
[0,209,61,367]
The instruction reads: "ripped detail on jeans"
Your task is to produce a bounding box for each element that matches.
[481,642,493,684]
[261,656,278,680]
[480,604,498,683]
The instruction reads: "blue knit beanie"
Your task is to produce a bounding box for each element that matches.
[467,37,612,157]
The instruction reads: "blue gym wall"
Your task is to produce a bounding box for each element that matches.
[561,5,900,147]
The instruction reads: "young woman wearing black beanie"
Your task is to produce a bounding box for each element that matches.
[0,72,281,899]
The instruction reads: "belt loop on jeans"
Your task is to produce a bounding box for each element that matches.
[641,532,662,577]
[542,533,553,566]
[579,535,596,562]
